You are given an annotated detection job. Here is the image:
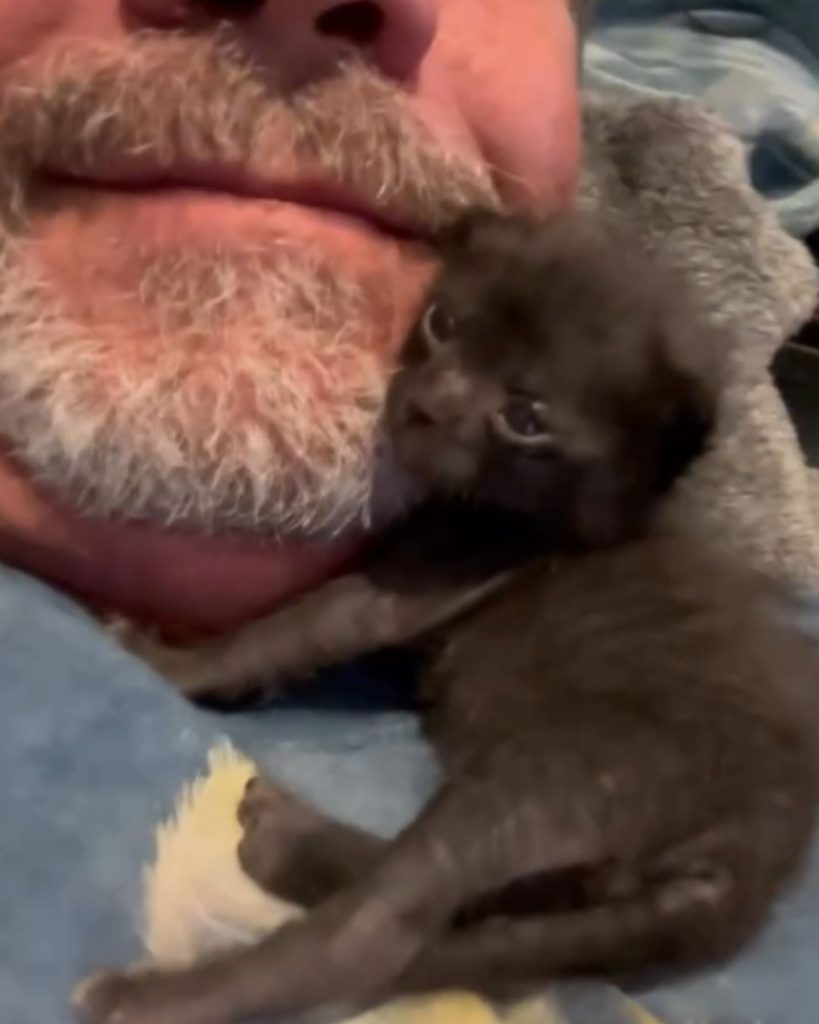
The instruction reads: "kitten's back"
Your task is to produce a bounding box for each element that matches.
[428,523,819,880]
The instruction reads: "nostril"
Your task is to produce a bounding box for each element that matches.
[316,1,385,46]
[193,0,265,18]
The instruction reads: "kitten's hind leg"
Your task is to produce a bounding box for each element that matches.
[397,866,739,998]
[74,708,727,1024]
[73,731,647,1024]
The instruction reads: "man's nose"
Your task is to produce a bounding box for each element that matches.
[123,0,438,82]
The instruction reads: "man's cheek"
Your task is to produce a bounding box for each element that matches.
[0,1,113,69]
[0,5,58,67]
[470,68,580,211]
[438,0,580,211]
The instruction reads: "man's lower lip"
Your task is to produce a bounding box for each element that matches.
[38,175,418,242]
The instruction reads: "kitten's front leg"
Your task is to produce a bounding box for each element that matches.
[116,624,284,710]
[119,572,507,709]
[114,574,402,708]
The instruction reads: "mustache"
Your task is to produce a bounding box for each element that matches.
[0,28,499,229]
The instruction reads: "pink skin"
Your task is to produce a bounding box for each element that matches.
[0,0,580,632]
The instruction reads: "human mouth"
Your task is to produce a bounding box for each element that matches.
[8,167,436,630]
[37,162,424,242]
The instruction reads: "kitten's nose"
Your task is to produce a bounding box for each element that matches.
[401,369,470,427]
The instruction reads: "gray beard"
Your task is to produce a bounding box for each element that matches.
[0,29,498,538]
[0,237,390,538]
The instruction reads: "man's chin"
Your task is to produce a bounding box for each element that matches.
[0,456,365,634]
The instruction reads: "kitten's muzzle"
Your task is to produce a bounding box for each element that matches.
[393,367,473,431]
[384,360,491,490]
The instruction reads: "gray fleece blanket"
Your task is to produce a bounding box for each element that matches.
[582,96,819,587]
[2,95,819,1024]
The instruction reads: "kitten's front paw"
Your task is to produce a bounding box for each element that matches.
[117,628,276,711]
[238,776,327,900]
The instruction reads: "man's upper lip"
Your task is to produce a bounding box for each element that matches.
[43,163,420,239]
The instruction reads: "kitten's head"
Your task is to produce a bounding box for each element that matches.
[385,209,721,549]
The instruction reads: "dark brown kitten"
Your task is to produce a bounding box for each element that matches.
[114,208,718,708]
[75,211,819,1024]
[389,207,716,544]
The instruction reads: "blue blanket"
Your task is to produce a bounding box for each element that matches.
[0,567,442,1023]
[587,0,819,237]
[5,565,819,1024]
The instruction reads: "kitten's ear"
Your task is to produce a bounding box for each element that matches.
[574,360,718,549]
[649,363,716,496]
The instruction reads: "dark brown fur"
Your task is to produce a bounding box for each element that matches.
[75,211,819,1024]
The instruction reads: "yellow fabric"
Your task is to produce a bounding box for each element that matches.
[143,742,301,967]
[624,1003,665,1024]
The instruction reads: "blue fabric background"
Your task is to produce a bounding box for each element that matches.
[0,566,442,1024]
[3,565,819,1024]
[587,0,819,236]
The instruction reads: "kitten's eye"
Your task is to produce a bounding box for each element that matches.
[422,302,457,348]
[493,397,553,447]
